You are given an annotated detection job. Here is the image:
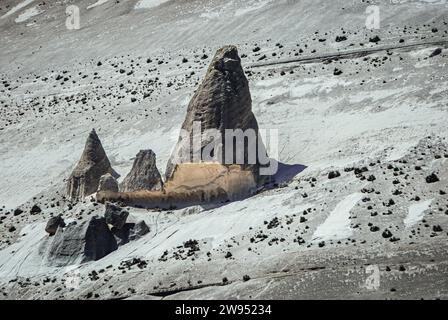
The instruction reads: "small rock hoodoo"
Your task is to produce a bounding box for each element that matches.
[66,129,119,201]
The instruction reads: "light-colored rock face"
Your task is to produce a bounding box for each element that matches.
[66,129,119,201]
[166,163,257,202]
[165,46,267,184]
[120,150,163,192]
[98,173,119,193]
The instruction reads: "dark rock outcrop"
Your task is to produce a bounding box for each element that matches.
[45,214,65,236]
[112,220,150,246]
[98,173,119,193]
[104,203,129,229]
[120,150,163,192]
[46,216,117,266]
[165,45,268,184]
[111,223,135,246]
[66,129,118,201]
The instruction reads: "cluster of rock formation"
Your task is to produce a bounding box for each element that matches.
[45,214,65,236]
[68,45,270,209]
[9,45,276,275]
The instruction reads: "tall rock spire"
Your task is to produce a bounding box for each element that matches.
[66,129,119,201]
[165,45,268,184]
[120,149,163,192]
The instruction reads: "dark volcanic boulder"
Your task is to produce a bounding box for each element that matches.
[45,214,66,236]
[120,150,163,192]
[104,203,129,229]
[13,208,23,216]
[426,173,440,184]
[129,220,150,241]
[98,173,119,193]
[111,223,135,246]
[165,45,269,184]
[66,129,119,201]
[46,216,117,266]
